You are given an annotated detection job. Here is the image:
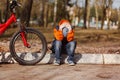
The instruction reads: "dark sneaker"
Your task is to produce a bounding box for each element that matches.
[54,60,60,66]
[68,61,75,66]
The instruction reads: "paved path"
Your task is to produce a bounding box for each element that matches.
[0,64,120,80]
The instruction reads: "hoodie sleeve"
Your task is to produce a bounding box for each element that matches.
[54,28,64,41]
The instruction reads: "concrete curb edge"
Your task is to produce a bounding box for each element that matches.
[0,52,120,64]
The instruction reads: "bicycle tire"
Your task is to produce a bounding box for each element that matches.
[10,27,47,65]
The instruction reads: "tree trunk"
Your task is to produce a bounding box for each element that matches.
[101,0,106,30]
[0,10,2,23]
[107,0,112,30]
[53,0,57,27]
[118,21,120,30]
[84,0,88,29]
[5,0,9,22]
[107,10,111,30]
[48,4,52,22]
[20,0,33,27]
[118,9,120,30]
[38,0,44,26]
[78,8,81,23]
[64,0,70,20]
[94,0,99,29]
[86,0,90,28]
[26,0,33,27]
[44,2,48,28]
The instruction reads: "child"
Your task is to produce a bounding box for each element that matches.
[51,19,76,66]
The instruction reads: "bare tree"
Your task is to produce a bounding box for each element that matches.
[84,0,90,29]
[94,0,99,29]
[106,0,113,29]
[101,0,113,30]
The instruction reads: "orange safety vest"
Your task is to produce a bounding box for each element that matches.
[54,19,74,42]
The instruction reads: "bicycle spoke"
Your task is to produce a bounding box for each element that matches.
[14,31,43,61]
[10,28,47,65]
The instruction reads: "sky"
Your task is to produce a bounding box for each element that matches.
[70,0,120,9]
[113,0,120,9]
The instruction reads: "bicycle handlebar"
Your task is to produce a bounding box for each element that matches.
[10,0,22,13]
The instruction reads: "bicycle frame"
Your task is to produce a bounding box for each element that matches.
[0,13,16,35]
[0,13,30,47]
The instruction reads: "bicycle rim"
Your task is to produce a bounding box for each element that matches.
[10,28,47,65]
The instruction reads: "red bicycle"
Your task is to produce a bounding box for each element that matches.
[0,0,47,65]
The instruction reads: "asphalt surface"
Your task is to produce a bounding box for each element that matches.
[0,64,120,80]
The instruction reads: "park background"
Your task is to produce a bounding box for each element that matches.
[0,0,120,54]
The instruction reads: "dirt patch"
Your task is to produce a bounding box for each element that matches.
[0,40,120,54]
[76,41,120,54]
[96,72,113,79]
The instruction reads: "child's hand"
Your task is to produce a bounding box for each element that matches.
[59,22,72,32]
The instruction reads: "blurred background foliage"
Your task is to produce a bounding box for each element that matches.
[0,0,120,52]
[0,0,120,29]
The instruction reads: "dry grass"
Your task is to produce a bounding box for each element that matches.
[0,26,120,54]
[38,27,120,44]
[39,27,120,54]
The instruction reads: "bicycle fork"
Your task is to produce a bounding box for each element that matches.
[20,31,31,48]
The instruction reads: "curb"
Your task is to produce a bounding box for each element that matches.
[41,53,120,64]
[0,52,120,64]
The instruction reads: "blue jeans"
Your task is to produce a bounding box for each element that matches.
[51,40,76,62]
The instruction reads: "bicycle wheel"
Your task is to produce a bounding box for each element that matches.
[10,28,47,65]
